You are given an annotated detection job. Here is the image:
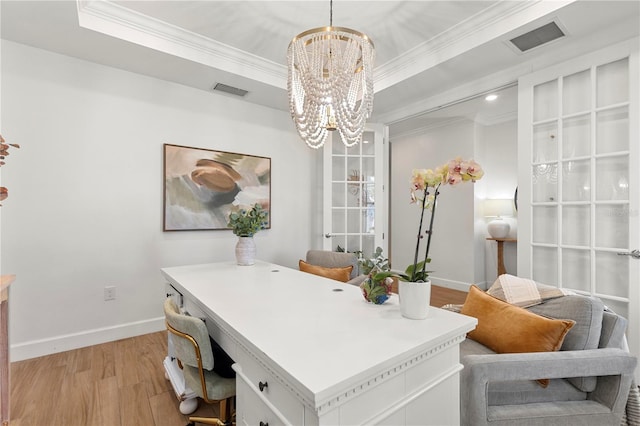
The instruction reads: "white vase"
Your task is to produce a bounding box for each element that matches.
[399,280,431,320]
[235,236,256,266]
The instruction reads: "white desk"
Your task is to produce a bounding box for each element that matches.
[161,261,476,425]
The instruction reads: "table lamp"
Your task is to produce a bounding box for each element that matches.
[484,199,513,238]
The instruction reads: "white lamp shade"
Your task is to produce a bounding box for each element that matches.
[483,199,513,218]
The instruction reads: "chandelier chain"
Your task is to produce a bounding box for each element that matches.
[330,0,333,27]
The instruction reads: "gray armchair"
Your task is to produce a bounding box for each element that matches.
[460,294,637,426]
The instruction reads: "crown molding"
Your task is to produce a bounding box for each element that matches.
[374,0,577,93]
[76,0,287,89]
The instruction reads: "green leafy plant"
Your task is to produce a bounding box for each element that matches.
[359,246,390,275]
[227,203,268,237]
[358,247,395,304]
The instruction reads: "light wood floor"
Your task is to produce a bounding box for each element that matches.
[9,285,467,426]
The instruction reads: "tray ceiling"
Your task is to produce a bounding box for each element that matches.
[2,1,639,129]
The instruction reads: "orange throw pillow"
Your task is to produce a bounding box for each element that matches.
[461,285,575,386]
[299,260,353,283]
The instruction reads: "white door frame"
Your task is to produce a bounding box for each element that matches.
[322,124,389,257]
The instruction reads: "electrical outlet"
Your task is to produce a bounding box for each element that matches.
[104,286,116,301]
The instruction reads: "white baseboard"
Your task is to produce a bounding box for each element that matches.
[10,317,166,362]
[430,276,488,292]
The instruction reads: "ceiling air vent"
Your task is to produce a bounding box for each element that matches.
[510,21,565,52]
[212,83,248,97]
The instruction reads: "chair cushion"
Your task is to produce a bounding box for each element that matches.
[299,260,353,282]
[183,364,236,401]
[600,310,627,349]
[461,286,575,386]
[527,296,604,392]
[527,296,603,352]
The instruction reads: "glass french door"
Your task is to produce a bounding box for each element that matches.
[322,124,388,259]
[518,41,639,378]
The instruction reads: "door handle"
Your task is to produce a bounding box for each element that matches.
[325,233,332,239]
[617,249,640,259]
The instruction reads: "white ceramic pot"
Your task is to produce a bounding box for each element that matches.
[399,280,431,320]
[235,236,256,266]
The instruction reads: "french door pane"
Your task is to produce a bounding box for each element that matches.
[563,69,590,114]
[562,206,590,246]
[532,246,557,285]
[562,160,590,202]
[562,248,590,292]
[595,156,629,201]
[562,115,590,158]
[596,58,629,107]
[594,205,628,249]
[596,107,629,154]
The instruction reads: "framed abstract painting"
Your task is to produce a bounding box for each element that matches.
[163,144,271,231]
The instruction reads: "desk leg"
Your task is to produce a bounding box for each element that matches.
[496,241,506,276]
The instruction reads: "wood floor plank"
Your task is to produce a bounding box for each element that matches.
[149,390,188,426]
[119,382,155,426]
[91,376,121,426]
[25,365,67,426]
[9,358,37,420]
[91,341,116,381]
[138,333,172,398]
[52,369,93,426]
[65,345,93,375]
[114,338,140,388]
[431,284,468,307]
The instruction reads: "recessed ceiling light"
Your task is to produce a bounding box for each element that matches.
[485,94,498,101]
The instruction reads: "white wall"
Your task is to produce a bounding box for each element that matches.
[390,117,518,290]
[477,119,518,285]
[0,41,317,360]
[390,119,484,291]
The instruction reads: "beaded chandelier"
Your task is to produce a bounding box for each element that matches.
[287,0,375,149]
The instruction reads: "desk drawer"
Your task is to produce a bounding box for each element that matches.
[165,283,183,308]
[235,347,304,425]
[237,372,286,426]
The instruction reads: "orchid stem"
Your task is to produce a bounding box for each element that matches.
[421,184,440,277]
[412,191,429,282]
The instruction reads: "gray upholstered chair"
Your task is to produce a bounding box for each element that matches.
[164,298,236,426]
[304,249,365,285]
[460,294,637,425]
